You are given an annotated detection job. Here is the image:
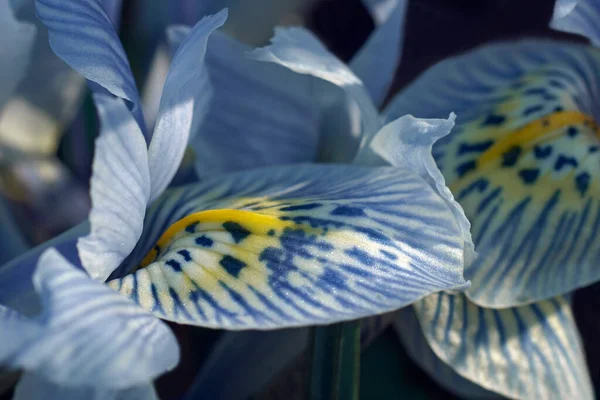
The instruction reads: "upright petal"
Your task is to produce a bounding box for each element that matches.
[350,0,408,106]
[385,40,600,307]
[35,0,145,134]
[2,248,179,389]
[109,163,468,329]
[147,10,227,201]
[251,27,381,163]
[0,0,36,109]
[77,95,150,282]
[407,293,594,399]
[551,0,600,46]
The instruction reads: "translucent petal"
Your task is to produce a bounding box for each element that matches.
[410,293,594,399]
[351,0,408,106]
[551,0,600,46]
[4,248,179,389]
[385,40,600,307]
[0,197,29,265]
[77,95,150,282]
[14,373,158,400]
[35,0,145,134]
[251,27,381,163]
[109,163,468,329]
[0,0,35,109]
[148,10,227,201]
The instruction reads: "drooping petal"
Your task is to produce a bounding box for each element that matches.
[385,40,600,307]
[77,95,150,282]
[0,0,36,109]
[109,163,468,329]
[35,0,146,134]
[350,0,408,106]
[551,0,600,46]
[407,293,594,399]
[147,10,227,201]
[251,27,381,163]
[2,248,179,389]
[14,373,158,400]
[182,29,321,177]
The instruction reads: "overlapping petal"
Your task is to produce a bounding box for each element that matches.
[551,0,600,46]
[109,163,469,329]
[385,40,600,307]
[1,248,179,389]
[405,293,593,399]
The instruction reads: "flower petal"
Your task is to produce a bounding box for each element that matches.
[0,197,29,265]
[14,373,158,400]
[109,163,468,329]
[35,0,145,134]
[0,0,36,109]
[250,27,381,163]
[77,94,150,282]
[184,29,321,177]
[4,248,179,389]
[551,0,600,46]
[350,0,408,106]
[408,293,594,399]
[385,40,600,307]
[147,10,227,201]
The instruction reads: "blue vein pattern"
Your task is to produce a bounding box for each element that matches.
[384,40,600,307]
[107,164,469,329]
[552,0,600,47]
[406,293,593,399]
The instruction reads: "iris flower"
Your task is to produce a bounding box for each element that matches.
[0,0,474,398]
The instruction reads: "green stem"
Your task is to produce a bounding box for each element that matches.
[309,319,361,400]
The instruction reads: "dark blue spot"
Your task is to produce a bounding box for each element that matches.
[178,249,192,262]
[457,140,494,155]
[481,114,506,126]
[331,205,366,217]
[223,221,251,243]
[533,145,552,159]
[575,172,591,197]
[267,229,276,236]
[523,87,547,96]
[523,105,544,117]
[456,160,477,177]
[166,259,182,272]
[280,203,322,212]
[220,255,246,278]
[195,235,213,247]
[548,79,565,88]
[553,106,563,112]
[518,169,540,184]
[567,126,578,137]
[185,222,198,233]
[554,155,578,171]
[501,146,521,167]
[590,146,598,153]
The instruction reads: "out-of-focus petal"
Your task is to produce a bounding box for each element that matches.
[147,10,226,201]
[0,197,29,265]
[251,27,381,163]
[385,40,600,307]
[351,0,408,106]
[0,0,35,109]
[77,95,150,282]
[14,373,158,400]
[551,0,600,46]
[109,163,468,329]
[35,0,145,134]
[408,293,594,399]
[2,248,179,389]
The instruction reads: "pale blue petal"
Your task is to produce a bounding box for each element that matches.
[410,293,594,399]
[0,197,29,265]
[551,0,600,46]
[385,40,600,307]
[251,27,381,162]
[0,304,38,361]
[14,373,158,400]
[393,307,502,399]
[77,95,150,282]
[35,0,145,134]
[109,163,469,329]
[100,0,123,28]
[188,30,320,177]
[0,0,35,109]
[351,0,408,106]
[147,10,227,201]
[4,248,179,388]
